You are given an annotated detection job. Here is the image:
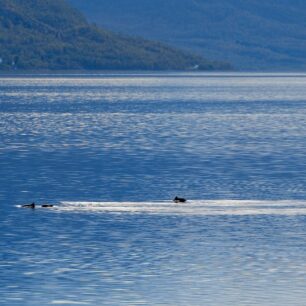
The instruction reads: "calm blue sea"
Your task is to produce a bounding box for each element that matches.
[1,73,306,305]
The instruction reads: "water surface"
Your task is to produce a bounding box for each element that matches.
[1,73,306,305]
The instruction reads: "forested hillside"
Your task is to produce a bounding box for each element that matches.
[0,0,230,70]
[69,0,306,70]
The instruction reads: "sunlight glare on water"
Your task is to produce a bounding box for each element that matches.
[1,73,306,305]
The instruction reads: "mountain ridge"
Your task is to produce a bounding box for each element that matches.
[0,0,230,71]
[69,0,306,71]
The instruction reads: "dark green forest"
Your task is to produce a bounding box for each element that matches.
[0,0,230,71]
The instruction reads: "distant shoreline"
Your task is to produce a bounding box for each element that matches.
[1,71,306,78]
[0,69,233,75]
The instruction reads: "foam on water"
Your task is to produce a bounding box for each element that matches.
[34,200,306,215]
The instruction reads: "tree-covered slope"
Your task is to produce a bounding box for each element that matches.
[0,0,230,70]
[69,0,306,71]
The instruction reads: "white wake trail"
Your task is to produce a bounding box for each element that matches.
[48,200,306,215]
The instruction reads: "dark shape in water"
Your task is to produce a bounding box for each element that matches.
[173,196,187,203]
[41,205,54,208]
[22,202,35,209]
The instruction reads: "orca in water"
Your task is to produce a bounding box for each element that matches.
[21,203,54,209]
[173,196,187,203]
[22,202,35,209]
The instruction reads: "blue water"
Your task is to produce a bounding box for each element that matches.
[1,73,306,305]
